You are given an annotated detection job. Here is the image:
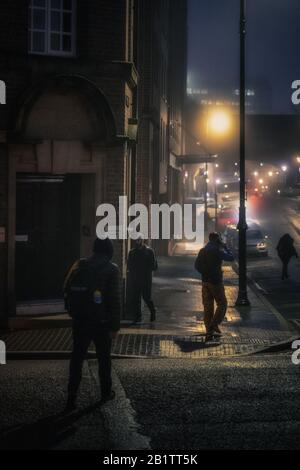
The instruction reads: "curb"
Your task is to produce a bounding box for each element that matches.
[6,336,299,361]
[232,261,294,333]
[248,335,300,355]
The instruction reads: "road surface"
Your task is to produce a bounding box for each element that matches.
[1,354,300,450]
[240,194,300,329]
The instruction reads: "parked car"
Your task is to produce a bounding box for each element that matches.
[224,223,268,257]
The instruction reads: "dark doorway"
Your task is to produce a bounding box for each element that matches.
[15,174,81,301]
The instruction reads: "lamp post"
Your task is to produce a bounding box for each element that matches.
[235,0,250,306]
[215,179,220,231]
[204,161,211,238]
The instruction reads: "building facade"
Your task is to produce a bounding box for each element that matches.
[135,0,187,255]
[0,0,137,323]
[0,0,187,325]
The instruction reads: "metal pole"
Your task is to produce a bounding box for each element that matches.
[214,183,218,231]
[235,0,250,306]
[204,161,208,237]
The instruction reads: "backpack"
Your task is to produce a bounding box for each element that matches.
[64,258,108,321]
[194,248,206,274]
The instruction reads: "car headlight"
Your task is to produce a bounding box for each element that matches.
[257,242,266,248]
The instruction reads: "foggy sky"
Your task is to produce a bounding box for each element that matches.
[188,0,300,114]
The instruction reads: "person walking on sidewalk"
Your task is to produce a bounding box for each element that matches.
[63,237,121,411]
[195,232,234,341]
[276,233,298,280]
[127,237,158,323]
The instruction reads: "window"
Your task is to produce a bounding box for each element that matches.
[28,0,76,56]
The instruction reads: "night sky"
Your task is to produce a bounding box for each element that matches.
[188,0,300,114]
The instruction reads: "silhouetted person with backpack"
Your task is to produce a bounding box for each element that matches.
[127,237,158,323]
[276,233,298,280]
[63,238,120,412]
[195,232,234,342]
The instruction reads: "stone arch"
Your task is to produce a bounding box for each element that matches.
[15,75,117,143]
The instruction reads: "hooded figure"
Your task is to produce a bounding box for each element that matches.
[276,233,298,280]
[64,237,121,411]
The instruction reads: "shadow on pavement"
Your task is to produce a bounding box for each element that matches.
[174,338,221,353]
[0,402,101,450]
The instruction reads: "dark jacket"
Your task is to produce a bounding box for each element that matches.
[127,245,158,283]
[276,235,298,262]
[64,254,121,331]
[196,241,234,284]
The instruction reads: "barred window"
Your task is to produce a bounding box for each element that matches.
[28,0,76,56]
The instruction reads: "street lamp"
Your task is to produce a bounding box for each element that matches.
[235,0,250,307]
[207,110,231,135]
[215,179,220,230]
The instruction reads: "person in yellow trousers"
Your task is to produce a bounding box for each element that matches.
[195,232,234,341]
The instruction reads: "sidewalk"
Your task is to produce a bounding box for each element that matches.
[1,248,297,359]
[118,251,295,357]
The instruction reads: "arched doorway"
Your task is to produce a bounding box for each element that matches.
[9,75,117,312]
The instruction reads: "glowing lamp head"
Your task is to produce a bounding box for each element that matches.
[208,110,231,135]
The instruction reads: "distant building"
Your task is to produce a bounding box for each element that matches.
[187,78,272,115]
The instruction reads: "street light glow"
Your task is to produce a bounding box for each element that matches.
[281,165,287,172]
[208,110,231,135]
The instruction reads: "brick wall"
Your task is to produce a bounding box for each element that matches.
[0,0,136,319]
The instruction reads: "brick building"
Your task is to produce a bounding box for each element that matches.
[0,0,187,325]
[0,0,138,323]
[136,0,187,255]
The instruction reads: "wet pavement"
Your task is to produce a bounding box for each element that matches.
[1,251,296,359]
